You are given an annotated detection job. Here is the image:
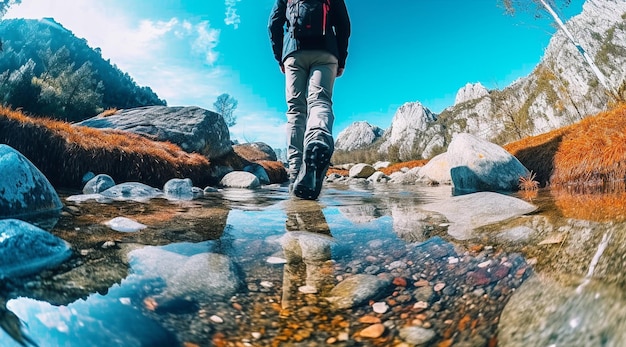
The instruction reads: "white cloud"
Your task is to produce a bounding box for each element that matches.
[192,21,221,65]
[224,0,242,29]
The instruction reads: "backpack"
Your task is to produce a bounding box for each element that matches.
[286,0,331,38]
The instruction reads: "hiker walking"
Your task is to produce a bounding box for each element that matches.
[268,0,351,200]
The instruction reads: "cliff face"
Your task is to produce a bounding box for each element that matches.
[341,0,626,160]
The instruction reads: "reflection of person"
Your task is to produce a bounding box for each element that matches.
[268,0,351,200]
[280,200,334,309]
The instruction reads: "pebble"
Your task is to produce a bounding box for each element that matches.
[372,302,389,314]
[359,323,385,338]
[478,260,491,268]
[266,257,287,264]
[434,282,446,291]
[448,257,459,264]
[251,332,261,340]
[101,241,116,249]
[260,281,273,288]
[359,315,381,324]
[298,285,318,294]
[399,326,436,345]
[210,315,224,323]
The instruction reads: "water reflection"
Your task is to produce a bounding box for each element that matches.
[280,200,335,309]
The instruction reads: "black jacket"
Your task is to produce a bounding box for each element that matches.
[268,0,351,68]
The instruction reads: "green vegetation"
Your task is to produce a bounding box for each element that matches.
[0,18,165,122]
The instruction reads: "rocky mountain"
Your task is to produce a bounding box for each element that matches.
[339,0,626,162]
[335,121,383,151]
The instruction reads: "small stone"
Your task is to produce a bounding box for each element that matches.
[359,315,382,324]
[399,326,435,345]
[434,282,446,291]
[326,337,337,344]
[299,285,318,294]
[101,241,116,249]
[337,332,349,341]
[448,257,459,264]
[260,281,274,288]
[478,260,491,268]
[413,301,428,311]
[372,302,389,314]
[414,279,429,287]
[360,323,385,338]
[393,277,407,287]
[267,256,287,264]
[210,315,224,323]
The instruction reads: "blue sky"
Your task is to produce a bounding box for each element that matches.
[5,0,585,149]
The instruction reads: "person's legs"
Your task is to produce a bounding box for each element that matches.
[284,55,310,182]
[293,51,338,200]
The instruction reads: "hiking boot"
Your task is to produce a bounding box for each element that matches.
[292,141,331,200]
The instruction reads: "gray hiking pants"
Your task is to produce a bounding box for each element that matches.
[284,50,338,180]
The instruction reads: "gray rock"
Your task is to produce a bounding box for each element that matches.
[499,275,626,347]
[349,163,376,179]
[0,145,62,226]
[100,182,163,202]
[399,326,436,346]
[326,274,391,309]
[234,142,277,161]
[219,171,260,189]
[447,133,529,193]
[367,171,389,183]
[82,174,115,194]
[77,106,231,159]
[421,191,537,240]
[244,163,270,185]
[416,152,451,184]
[163,178,194,200]
[128,246,243,300]
[0,219,71,278]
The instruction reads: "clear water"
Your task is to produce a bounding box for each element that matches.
[1,183,624,346]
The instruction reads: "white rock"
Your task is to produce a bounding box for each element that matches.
[104,217,147,233]
[372,302,389,314]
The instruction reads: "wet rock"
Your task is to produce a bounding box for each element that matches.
[163,178,195,200]
[349,164,376,179]
[499,275,626,346]
[219,171,261,189]
[128,246,243,300]
[367,171,390,183]
[100,182,163,202]
[338,204,382,224]
[103,217,147,232]
[0,145,62,226]
[399,326,436,346]
[421,192,537,240]
[326,274,392,309]
[0,219,71,278]
[413,286,434,303]
[447,133,529,194]
[243,163,270,185]
[82,174,115,194]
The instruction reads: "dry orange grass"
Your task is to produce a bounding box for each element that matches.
[0,106,213,189]
[380,159,428,176]
[505,103,626,190]
[257,160,288,184]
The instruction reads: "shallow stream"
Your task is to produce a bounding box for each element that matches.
[2,182,625,346]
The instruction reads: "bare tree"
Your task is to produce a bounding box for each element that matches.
[213,93,238,127]
[501,0,611,92]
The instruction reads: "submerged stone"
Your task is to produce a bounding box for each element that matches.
[326,274,392,309]
[0,219,71,278]
[128,246,243,300]
[100,182,163,202]
[421,191,537,240]
[0,144,62,224]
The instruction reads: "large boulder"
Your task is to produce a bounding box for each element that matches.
[77,106,231,159]
[233,142,277,162]
[0,145,62,225]
[447,133,529,194]
[0,219,71,278]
